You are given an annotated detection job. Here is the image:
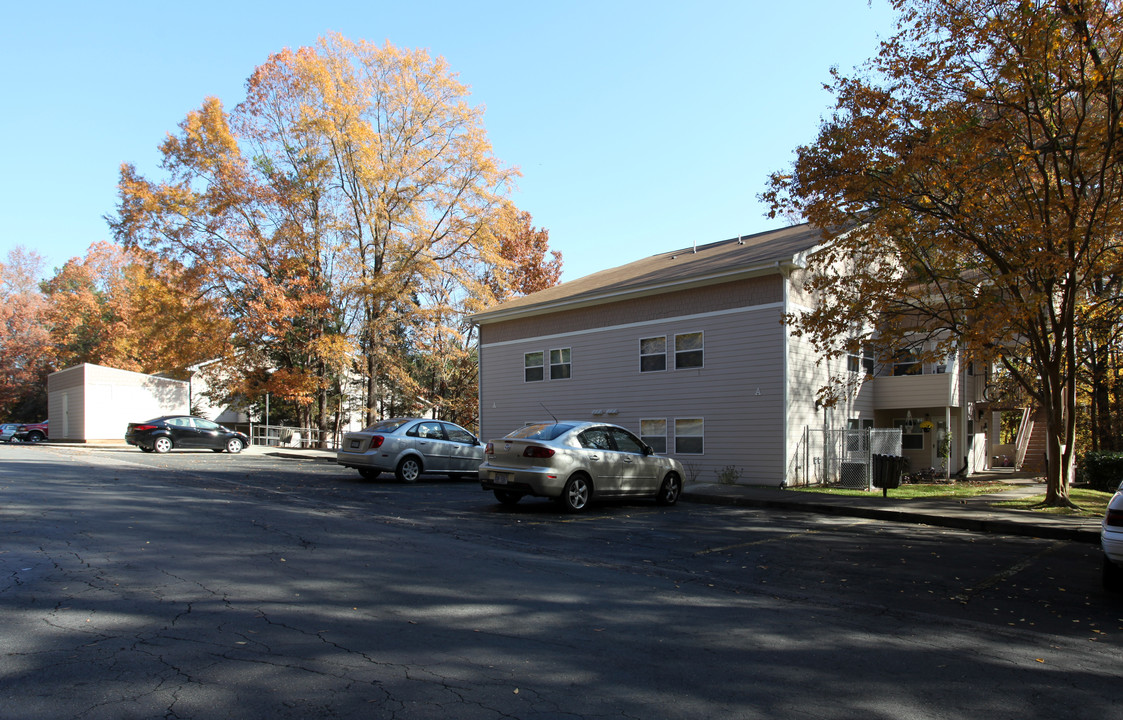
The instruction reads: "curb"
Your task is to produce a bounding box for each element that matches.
[681,489,1101,544]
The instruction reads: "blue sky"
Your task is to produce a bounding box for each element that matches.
[1,0,898,283]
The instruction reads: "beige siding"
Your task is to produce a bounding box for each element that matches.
[479,302,788,485]
[871,374,959,409]
[47,363,189,442]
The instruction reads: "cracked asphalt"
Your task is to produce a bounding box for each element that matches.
[1,443,1121,719]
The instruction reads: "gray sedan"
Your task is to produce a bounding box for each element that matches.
[337,418,485,482]
[478,421,685,512]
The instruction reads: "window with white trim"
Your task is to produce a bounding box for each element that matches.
[847,347,874,375]
[640,418,667,453]
[639,336,667,372]
[674,332,704,369]
[524,352,544,382]
[674,418,704,454]
[549,348,571,379]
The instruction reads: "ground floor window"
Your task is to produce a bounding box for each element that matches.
[640,418,667,453]
[674,418,704,454]
[894,418,924,450]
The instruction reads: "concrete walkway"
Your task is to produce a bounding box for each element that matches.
[253,445,1103,544]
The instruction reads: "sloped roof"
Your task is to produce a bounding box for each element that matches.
[472,223,826,324]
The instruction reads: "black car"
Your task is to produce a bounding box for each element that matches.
[126,415,248,454]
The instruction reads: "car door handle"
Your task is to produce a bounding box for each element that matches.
[588,453,600,460]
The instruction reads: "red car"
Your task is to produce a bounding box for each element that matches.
[14,420,48,443]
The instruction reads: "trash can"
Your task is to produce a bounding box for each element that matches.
[872,454,903,495]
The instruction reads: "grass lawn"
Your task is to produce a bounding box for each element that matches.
[791,481,1014,500]
[992,488,1112,517]
[794,482,1113,517]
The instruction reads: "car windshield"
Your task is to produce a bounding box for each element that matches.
[506,423,577,441]
[364,418,412,433]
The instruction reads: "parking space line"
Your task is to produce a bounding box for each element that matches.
[953,541,1065,603]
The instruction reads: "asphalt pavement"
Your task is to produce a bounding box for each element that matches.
[252,443,1104,545]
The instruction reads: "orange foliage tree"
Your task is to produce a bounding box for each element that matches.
[764,0,1123,506]
[110,34,543,438]
[41,242,231,378]
[0,248,52,419]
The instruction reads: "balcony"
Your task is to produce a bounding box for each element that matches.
[870,371,964,409]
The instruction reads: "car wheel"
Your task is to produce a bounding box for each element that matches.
[560,474,591,513]
[358,468,381,480]
[226,437,244,454]
[494,489,524,506]
[395,456,423,483]
[153,436,173,454]
[1103,556,1123,592]
[655,472,683,506]
[27,431,44,443]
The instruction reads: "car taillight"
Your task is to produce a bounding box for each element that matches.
[369,436,385,450]
[134,424,159,431]
[1106,508,1123,528]
[485,442,494,455]
[523,446,555,459]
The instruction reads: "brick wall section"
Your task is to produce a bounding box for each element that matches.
[481,274,784,344]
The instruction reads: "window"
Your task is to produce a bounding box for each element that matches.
[409,421,444,439]
[639,336,667,372]
[675,418,704,454]
[578,427,613,450]
[895,418,924,450]
[640,419,667,453]
[892,350,921,376]
[934,348,957,374]
[550,348,571,379]
[847,348,874,375]
[442,423,474,444]
[609,427,645,454]
[675,332,704,369]
[524,352,544,382]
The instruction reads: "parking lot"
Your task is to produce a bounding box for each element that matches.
[2,443,1119,719]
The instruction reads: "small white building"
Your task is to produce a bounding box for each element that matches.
[47,363,189,443]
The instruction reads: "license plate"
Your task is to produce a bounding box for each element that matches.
[493,473,509,485]
[349,440,361,449]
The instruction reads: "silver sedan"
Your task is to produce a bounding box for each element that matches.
[337,418,485,482]
[478,421,685,512]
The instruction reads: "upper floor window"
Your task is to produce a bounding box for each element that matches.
[847,347,874,375]
[674,332,704,369]
[639,336,667,372]
[934,348,957,374]
[550,348,571,379]
[524,352,544,382]
[892,350,921,376]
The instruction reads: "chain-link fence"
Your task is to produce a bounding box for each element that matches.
[790,427,903,489]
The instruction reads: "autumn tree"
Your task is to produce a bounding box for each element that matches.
[765,0,1123,506]
[112,34,525,436]
[41,242,230,378]
[0,247,52,419]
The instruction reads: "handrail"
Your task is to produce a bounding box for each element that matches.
[1014,406,1033,469]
